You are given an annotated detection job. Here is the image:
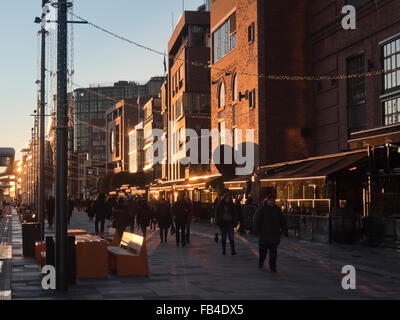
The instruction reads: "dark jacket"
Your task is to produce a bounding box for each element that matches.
[172,199,189,227]
[136,200,150,227]
[215,200,237,226]
[253,204,288,245]
[93,195,107,220]
[157,202,173,228]
[112,202,130,230]
[46,197,55,217]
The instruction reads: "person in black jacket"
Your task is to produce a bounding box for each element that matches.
[136,197,150,237]
[253,194,288,273]
[112,197,130,241]
[93,193,107,233]
[215,193,238,256]
[46,195,55,228]
[157,198,173,243]
[172,194,189,247]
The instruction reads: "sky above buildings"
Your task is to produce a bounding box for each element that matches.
[0,0,205,160]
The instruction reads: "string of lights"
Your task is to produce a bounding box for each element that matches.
[69,10,400,82]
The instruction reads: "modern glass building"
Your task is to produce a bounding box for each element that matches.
[73,77,165,198]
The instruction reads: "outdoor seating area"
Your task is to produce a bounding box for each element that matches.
[32,228,149,279]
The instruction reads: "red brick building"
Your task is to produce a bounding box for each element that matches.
[210,0,314,180]
[310,0,400,154]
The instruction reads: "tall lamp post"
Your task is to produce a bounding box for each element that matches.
[34,0,51,241]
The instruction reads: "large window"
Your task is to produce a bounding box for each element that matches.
[212,13,236,63]
[346,53,366,133]
[383,38,400,92]
[382,37,400,125]
[384,97,400,125]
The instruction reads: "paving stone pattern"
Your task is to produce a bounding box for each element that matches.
[7,208,400,300]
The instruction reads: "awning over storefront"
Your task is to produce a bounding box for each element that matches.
[224,175,251,190]
[260,149,369,182]
[149,174,222,193]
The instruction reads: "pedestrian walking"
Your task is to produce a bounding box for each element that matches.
[253,194,288,273]
[184,194,193,244]
[86,198,95,221]
[215,193,238,256]
[46,195,55,228]
[112,197,130,241]
[93,193,107,233]
[136,197,150,237]
[172,194,189,247]
[157,198,173,243]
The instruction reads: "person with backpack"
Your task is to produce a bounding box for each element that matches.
[215,193,238,256]
[93,193,107,233]
[253,194,288,273]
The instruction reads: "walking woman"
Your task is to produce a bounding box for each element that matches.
[215,193,238,256]
[253,194,288,273]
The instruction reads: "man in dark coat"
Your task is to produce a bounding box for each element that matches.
[253,194,288,273]
[112,197,130,241]
[93,193,107,233]
[136,198,150,237]
[172,194,189,247]
[157,198,173,243]
[46,195,55,228]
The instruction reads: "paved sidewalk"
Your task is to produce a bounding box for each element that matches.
[0,208,13,300]
[9,209,400,300]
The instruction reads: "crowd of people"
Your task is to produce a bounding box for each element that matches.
[43,191,289,273]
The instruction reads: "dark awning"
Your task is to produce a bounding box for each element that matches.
[260,150,369,182]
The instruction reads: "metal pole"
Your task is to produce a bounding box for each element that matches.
[39,0,47,241]
[55,0,68,292]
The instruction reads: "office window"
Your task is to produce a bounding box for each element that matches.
[248,23,255,43]
[383,37,400,92]
[219,82,225,108]
[384,97,400,125]
[213,13,237,63]
[347,53,366,132]
[115,125,120,158]
[382,37,400,125]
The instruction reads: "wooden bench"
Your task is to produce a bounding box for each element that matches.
[107,232,149,276]
[92,227,119,246]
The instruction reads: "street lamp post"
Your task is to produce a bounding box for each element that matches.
[55,0,69,292]
[39,0,50,241]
